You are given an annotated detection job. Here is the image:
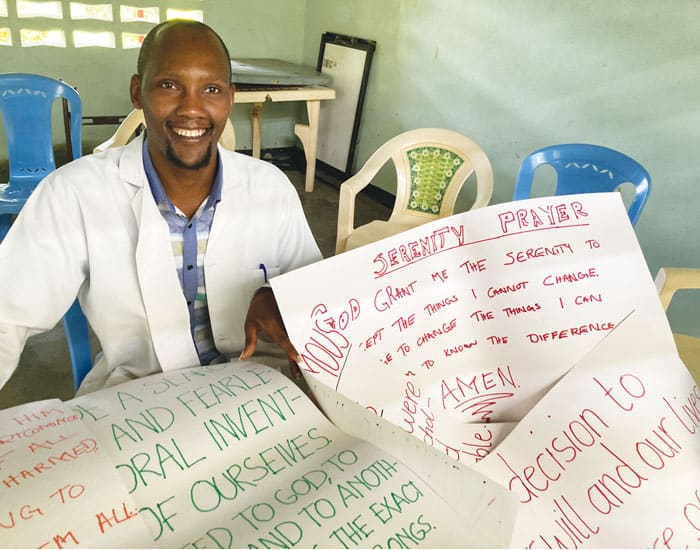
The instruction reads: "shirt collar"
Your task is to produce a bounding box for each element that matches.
[142,138,223,212]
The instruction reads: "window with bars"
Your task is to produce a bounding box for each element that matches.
[0,0,204,48]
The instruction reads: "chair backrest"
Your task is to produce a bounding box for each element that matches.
[0,73,82,196]
[93,108,236,153]
[381,128,492,224]
[0,74,90,392]
[335,128,493,253]
[513,143,651,225]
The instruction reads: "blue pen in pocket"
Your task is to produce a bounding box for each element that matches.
[259,263,268,283]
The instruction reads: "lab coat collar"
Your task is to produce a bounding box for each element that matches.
[118,134,148,188]
[120,135,201,371]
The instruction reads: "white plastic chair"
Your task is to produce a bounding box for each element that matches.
[655,267,700,383]
[93,108,236,153]
[335,128,493,254]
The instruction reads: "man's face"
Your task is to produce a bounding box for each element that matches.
[130,26,234,172]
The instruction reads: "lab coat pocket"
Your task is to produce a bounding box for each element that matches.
[251,264,281,287]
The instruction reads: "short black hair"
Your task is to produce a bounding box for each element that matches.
[136,19,232,83]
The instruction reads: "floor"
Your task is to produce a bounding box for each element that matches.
[0,169,392,409]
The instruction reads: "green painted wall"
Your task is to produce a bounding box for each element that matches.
[302,0,700,336]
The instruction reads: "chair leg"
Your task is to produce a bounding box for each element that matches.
[0,214,12,240]
[62,300,92,392]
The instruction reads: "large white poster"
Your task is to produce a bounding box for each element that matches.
[0,362,514,548]
[270,192,700,547]
[3,193,697,547]
[0,399,151,546]
[473,315,700,547]
[271,193,672,465]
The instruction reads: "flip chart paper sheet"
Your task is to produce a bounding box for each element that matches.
[473,313,700,548]
[1,362,515,547]
[271,193,669,466]
[0,399,151,547]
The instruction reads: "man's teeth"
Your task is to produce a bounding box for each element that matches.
[174,128,206,138]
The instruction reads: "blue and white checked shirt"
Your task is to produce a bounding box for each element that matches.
[142,140,225,365]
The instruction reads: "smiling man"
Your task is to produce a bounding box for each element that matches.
[0,20,322,396]
[132,21,234,217]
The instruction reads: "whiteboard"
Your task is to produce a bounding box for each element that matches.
[316,33,375,177]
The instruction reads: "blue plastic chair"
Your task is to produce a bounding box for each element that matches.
[0,73,92,392]
[0,73,83,237]
[513,143,651,225]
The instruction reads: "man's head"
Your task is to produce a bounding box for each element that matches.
[130,20,234,173]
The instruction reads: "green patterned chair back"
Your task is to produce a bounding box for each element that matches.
[403,145,466,215]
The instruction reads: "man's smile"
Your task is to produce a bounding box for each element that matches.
[172,127,208,138]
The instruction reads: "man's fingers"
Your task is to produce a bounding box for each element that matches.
[274,334,300,364]
[288,358,303,383]
[239,319,258,360]
[240,287,302,375]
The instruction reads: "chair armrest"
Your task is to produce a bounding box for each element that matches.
[92,135,117,154]
[92,109,145,153]
[335,172,370,254]
[335,146,395,254]
[654,267,700,311]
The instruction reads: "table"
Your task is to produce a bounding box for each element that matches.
[231,59,335,193]
[233,85,335,192]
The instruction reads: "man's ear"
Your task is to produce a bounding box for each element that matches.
[130,74,143,109]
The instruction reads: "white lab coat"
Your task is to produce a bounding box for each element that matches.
[0,136,321,393]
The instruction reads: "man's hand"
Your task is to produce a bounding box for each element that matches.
[239,287,303,381]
